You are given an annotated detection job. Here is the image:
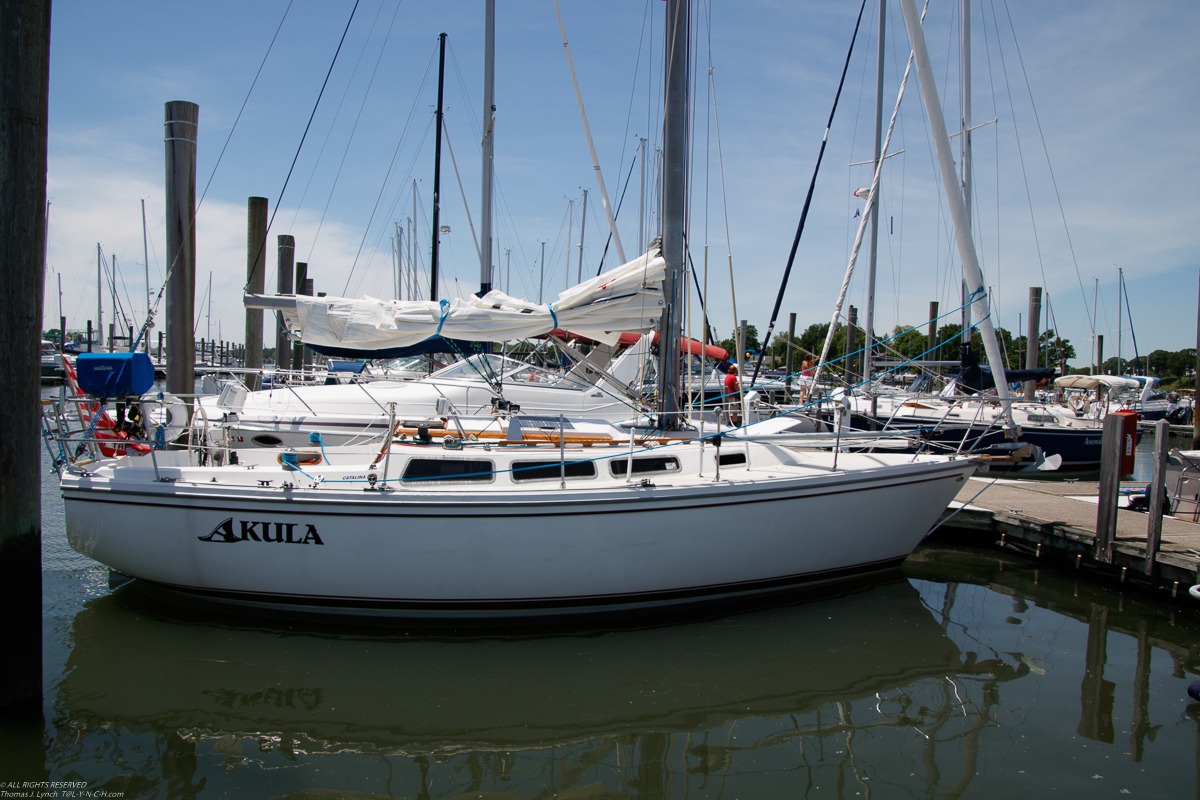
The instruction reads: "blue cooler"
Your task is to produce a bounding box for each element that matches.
[76,352,155,398]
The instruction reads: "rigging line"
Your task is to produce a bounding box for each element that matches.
[199,0,294,217]
[440,116,482,265]
[986,0,1060,329]
[288,0,390,230]
[246,0,362,294]
[594,152,640,276]
[111,255,140,334]
[747,0,868,387]
[702,0,711,248]
[339,41,438,296]
[299,0,404,264]
[612,0,653,207]
[1121,272,1141,370]
[139,0,295,343]
[1001,0,1091,333]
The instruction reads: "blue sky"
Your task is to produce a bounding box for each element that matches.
[43,0,1200,367]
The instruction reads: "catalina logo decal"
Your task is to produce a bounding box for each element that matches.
[199,517,324,545]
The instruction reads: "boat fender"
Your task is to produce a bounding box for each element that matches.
[1189,584,1200,601]
[1190,681,1200,703]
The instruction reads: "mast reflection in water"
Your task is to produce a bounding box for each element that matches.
[35,544,1200,799]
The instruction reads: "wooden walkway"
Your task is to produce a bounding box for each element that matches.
[935,476,1200,600]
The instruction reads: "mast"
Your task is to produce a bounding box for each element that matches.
[638,137,647,255]
[552,0,627,265]
[577,188,588,283]
[898,0,1009,399]
[655,0,688,428]
[960,0,973,362]
[1117,267,1123,374]
[565,198,573,289]
[141,199,150,353]
[862,0,885,390]
[479,0,495,297]
[411,181,417,299]
[96,243,102,348]
[429,32,446,302]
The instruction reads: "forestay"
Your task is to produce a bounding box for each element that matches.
[245,249,666,354]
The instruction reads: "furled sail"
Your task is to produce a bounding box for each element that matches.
[245,248,665,356]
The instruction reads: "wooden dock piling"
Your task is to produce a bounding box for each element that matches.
[276,235,294,374]
[244,197,267,391]
[1146,419,1169,574]
[1095,415,1123,562]
[164,100,198,406]
[292,262,308,374]
[1024,287,1041,401]
[0,0,50,722]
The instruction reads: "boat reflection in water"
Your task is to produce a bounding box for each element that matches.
[50,550,1200,798]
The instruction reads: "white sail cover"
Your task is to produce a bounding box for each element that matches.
[249,249,665,352]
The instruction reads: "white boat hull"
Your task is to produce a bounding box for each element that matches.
[61,444,973,617]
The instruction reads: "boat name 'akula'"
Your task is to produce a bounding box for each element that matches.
[199,518,324,545]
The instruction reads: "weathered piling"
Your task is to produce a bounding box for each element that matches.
[164,100,198,404]
[0,0,50,723]
[244,197,267,391]
[303,278,315,370]
[292,262,308,373]
[275,234,294,375]
[86,319,93,352]
[1095,414,1124,563]
[1024,287,1041,401]
[1145,419,1169,574]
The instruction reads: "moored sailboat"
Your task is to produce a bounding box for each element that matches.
[56,0,977,619]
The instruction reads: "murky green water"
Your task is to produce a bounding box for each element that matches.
[8,397,1200,798]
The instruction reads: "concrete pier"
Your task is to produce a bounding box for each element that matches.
[936,477,1200,600]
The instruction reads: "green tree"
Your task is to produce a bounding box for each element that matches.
[1171,348,1196,378]
[1147,349,1173,377]
[718,324,761,361]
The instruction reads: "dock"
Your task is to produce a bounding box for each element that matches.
[934,476,1200,600]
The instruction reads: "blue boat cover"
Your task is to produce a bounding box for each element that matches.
[75,352,156,398]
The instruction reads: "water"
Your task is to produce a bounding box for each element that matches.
[9,393,1200,798]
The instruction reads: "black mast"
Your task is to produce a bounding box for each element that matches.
[430,32,446,301]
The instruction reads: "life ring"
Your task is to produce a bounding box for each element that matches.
[1068,394,1090,415]
[146,393,189,445]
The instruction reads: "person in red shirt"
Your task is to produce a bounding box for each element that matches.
[724,365,741,426]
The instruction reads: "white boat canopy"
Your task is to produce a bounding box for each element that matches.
[1053,375,1141,391]
[245,248,666,353]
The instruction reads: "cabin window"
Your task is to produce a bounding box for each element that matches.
[610,456,680,477]
[716,452,747,467]
[512,460,597,482]
[252,434,283,447]
[402,458,494,483]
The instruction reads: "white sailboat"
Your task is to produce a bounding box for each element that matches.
[57,0,977,618]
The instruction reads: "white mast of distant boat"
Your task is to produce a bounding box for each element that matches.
[479,0,495,300]
[898,0,1010,405]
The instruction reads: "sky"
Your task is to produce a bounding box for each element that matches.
[42,0,1200,368]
